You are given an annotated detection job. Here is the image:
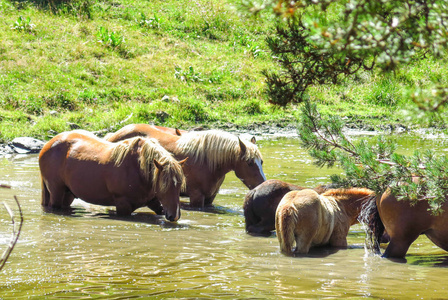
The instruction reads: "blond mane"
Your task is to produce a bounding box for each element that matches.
[174,130,262,171]
[110,137,185,193]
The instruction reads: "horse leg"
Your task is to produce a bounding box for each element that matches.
[46,182,69,208]
[247,218,275,236]
[383,233,420,258]
[114,197,134,216]
[204,195,217,206]
[293,222,317,254]
[189,192,206,208]
[294,232,313,254]
[41,180,50,206]
[61,190,75,208]
[329,225,349,248]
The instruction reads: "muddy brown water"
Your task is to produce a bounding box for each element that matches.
[1,133,448,299]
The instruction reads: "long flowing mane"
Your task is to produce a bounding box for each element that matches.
[110,137,185,193]
[175,130,262,171]
[322,188,375,202]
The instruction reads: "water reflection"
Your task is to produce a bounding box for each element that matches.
[1,134,448,299]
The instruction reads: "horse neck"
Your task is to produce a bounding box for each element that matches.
[158,135,180,153]
[173,138,236,177]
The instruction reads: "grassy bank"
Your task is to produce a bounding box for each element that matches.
[1,0,447,142]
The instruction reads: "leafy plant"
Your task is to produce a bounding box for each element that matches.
[137,13,160,29]
[10,16,35,32]
[174,66,204,82]
[245,43,263,58]
[97,26,124,49]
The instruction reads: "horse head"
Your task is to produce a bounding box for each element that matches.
[153,158,187,222]
[234,136,266,189]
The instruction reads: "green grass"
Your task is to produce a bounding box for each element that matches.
[0,0,447,142]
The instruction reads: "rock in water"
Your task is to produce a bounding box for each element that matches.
[10,137,45,154]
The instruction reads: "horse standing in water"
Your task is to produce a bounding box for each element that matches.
[39,131,186,221]
[106,124,266,208]
[243,179,328,235]
[366,190,448,259]
[275,188,375,255]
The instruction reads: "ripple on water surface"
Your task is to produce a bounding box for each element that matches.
[2,137,448,299]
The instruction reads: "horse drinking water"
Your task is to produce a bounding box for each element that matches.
[106,124,266,208]
[243,179,328,235]
[275,188,375,255]
[39,131,186,221]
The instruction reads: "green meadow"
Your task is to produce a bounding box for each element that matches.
[0,0,447,142]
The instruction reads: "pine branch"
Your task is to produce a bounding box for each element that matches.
[298,102,448,214]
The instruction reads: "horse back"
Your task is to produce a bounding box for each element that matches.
[106,124,180,155]
[40,132,116,177]
[245,180,304,215]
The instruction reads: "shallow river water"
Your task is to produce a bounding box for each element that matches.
[1,132,448,299]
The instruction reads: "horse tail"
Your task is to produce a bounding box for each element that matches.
[275,203,297,255]
[41,178,50,206]
[360,195,384,254]
[243,189,258,232]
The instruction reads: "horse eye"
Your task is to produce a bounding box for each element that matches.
[248,161,255,166]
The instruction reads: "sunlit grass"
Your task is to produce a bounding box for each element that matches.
[0,0,447,142]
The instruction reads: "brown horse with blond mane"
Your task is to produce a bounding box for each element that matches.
[365,189,448,259]
[244,179,329,235]
[106,124,266,208]
[275,187,375,255]
[39,131,186,221]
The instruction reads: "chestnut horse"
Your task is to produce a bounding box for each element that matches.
[276,188,375,255]
[106,124,266,207]
[366,190,448,258]
[243,179,329,235]
[152,125,186,136]
[39,131,186,221]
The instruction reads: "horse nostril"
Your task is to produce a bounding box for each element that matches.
[166,213,178,222]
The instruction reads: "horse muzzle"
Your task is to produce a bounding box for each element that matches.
[165,209,181,222]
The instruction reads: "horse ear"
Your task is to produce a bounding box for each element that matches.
[238,137,247,156]
[175,128,182,136]
[179,157,188,165]
[153,159,164,171]
[250,136,256,144]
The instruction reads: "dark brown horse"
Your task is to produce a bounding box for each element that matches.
[39,131,186,221]
[366,190,448,258]
[276,188,375,255]
[243,179,328,235]
[106,124,266,208]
